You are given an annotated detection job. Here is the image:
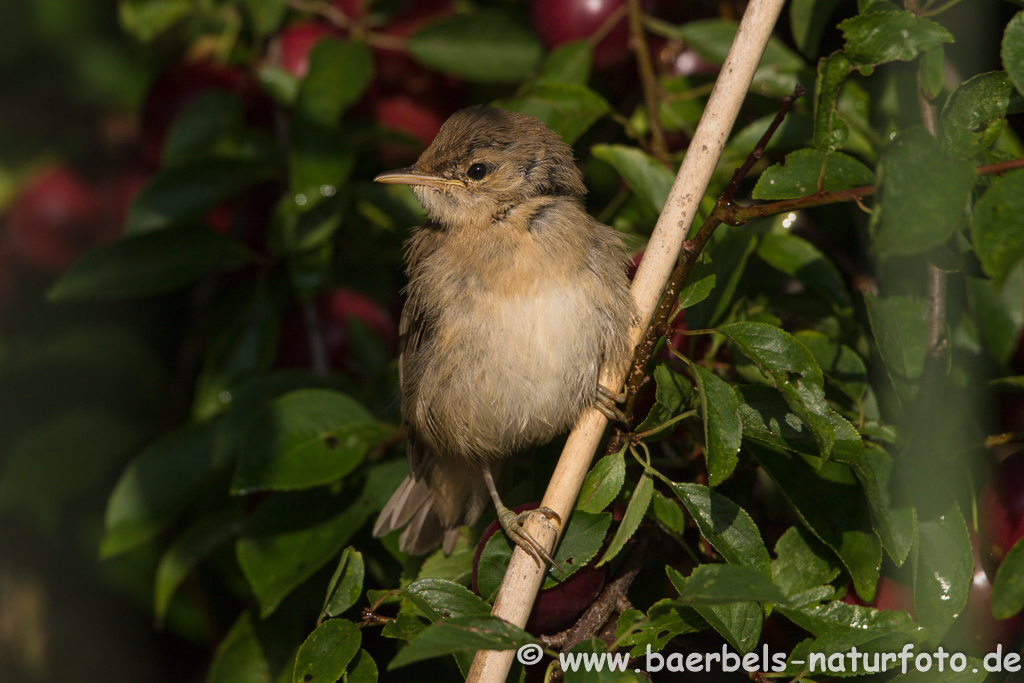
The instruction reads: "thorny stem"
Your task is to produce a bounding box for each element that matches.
[627,0,669,163]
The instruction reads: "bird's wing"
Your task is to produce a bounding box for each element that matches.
[399,227,434,480]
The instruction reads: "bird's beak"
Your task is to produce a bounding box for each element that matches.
[373,167,465,189]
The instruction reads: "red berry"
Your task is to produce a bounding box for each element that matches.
[979,451,1024,565]
[530,0,635,69]
[7,166,103,272]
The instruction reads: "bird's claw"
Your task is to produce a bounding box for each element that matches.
[496,505,563,572]
[594,384,628,424]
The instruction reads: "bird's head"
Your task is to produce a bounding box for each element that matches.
[374,106,586,229]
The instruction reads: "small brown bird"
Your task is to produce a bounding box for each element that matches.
[371,105,636,563]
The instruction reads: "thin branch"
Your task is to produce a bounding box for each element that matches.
[627,0,668,163]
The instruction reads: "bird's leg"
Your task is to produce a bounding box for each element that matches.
[594,384,628,424]
[480,462,562,571]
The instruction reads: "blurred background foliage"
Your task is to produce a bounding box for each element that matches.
[1,0,1024,681]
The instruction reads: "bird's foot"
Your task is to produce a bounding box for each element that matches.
[496,503,563,572]
[594,384,628,424]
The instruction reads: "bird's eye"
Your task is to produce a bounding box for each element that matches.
[467,163,488,180]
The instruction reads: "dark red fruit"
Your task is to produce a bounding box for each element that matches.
[472,502,607,635]
[530,0,634,69]
[275,22,342,78]
[276,288,398,375]
[7,166,103,272]
[141,61,271,168]
[979,451,1024,566]
[945,530,1024,656]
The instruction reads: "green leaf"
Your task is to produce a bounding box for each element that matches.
[688,364,742,486]
[650,490,687,539]
[840,9,953,65]
[49,227,253,301]
[404,578,491,620]
[416,535,474,586]
[125,159,279,234]
[668,564,789,605]
[407,10,543,84]
[670,482,770,576]
[776,599,921,646]
[758,233,853,311]
[718,322,835,458]
[577,451,625,514]
[296,39,372,126]
[813,52,853,152]
[940,72,1024,158]
[345,650,377,683]
[677,260,716,309]
[694,601,763,655]
[102,422,220,557]
[155,508,245,622]
[119,0,191,42]
[501,83,609,145]
[321,547,365,620]
[753,149,874,200]
[235,464,396,617]
[233,388,394,494]
[772,526,842,598]
[913,503,972,640]
[972,169,1024,284]
[535,41,592,85]
[591,144,674,213]
[212,371,339,467]
[790,0,842,57]
[865,294,929,400]
[477,510,611,598]
[969,264,1024,364]
[597,473,653,566]
[735,385,867,468]
[207,612,271,683]
[750,444,882,602]
[636,363,697,436]
[855,447,916,567]
[615,601,705,657]
[793,331,865,400]
[871,127,975,257]
[389,616,534,669]
[992,536,1024,618]
[293,619,360,683]
[1005,12,1024,96]
[161,91,244,166]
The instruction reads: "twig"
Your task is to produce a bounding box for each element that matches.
[464,0,789,680]
[627,0,668,163]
